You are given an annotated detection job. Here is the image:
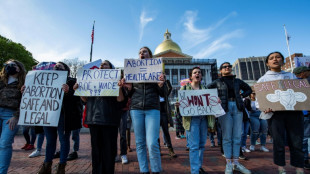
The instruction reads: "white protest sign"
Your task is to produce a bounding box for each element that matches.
[124,58,163,83]
[178,89,225,117]
[18,70,67,127]
[74,68,121,96]
[294,57,310,68]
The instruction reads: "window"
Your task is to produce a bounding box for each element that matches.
[172,69,178,85]
[240,62,248,80]
[253,61,260,80]
[247,62,253,80]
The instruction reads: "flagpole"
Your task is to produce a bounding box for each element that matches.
[90,20,95,62]
[283,24,293,72]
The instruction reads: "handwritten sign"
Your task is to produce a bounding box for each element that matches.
[18,70,67,127]
[178,89,225,117]
[74,68,121,96]
[124,58,163,83]
[294,57,310,68]
[254,79,310,111]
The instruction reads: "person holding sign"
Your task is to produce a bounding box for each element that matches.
[37,62,83,174]
[74,60,125,174]
[257,52,304,174]
[207,62,252,174]
[174,66,210,174]
[0,59,26,174]
[121,47,165,174]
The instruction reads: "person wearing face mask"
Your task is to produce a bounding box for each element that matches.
[121,47,165,174]
[73,60,125,174]
[37,62,83,174]
[0,59,26,174]
[207,62,252,174]
[258,52,304,174]
[175,66,209,174]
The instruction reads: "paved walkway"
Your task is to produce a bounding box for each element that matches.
[8,132,309,174]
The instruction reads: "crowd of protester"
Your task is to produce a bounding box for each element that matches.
[1,50,310,174]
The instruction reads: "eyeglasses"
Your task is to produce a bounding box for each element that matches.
[221,65,232,69]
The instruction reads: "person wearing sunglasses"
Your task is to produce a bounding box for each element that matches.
[207,62,252,174]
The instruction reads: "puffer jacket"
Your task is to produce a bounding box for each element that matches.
[129,83,165,110]
[207,75,252,112]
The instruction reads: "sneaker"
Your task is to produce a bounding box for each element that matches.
[233,163,251,174]
[242,147,251,153]
[54,151,60,158]
[25,144,35,151]
[67,151,78,161]
[168,148,177,158]
[121,155,128,164]
[29,149,41,158]
[278,168,286,174]
[239,154,248,160]
[222,154,226,158]
[21,144,29,149]
[225,164,233,174]
[249,145,255,151]
[260,146,269,152]
[181,135,186,139]
[256,140,261,145]
[175,136,181,140]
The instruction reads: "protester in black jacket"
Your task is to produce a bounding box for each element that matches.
[122,47,165,174]
[74,60,125,174]
[207,62,252,174]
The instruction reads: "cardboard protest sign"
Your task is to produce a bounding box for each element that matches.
[178,89,225,117]
[254,79,310,111]
[294,57,310,68]
[18,70,67,127]
[74,68,121,96]
[124,58,163,83]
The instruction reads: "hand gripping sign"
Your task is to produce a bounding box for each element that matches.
[178,89,225,117]
[254,79,310,111]
[18,70,68,127]
[124,58,164,83]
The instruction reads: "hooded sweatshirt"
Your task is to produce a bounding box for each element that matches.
[256,70,297,119]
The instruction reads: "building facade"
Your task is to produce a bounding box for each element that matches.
[153,30,217,100]
[232,56,268,86]
[281,53,303,72]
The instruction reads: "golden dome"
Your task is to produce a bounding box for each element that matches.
[154,29,182,55]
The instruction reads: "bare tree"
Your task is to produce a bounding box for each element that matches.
[62,58,87,77]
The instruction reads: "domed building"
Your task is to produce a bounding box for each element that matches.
[153,29,218,99]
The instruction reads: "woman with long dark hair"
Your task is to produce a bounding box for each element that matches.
[37,61,83,174]
[257,52,304,174]
[0,59,26,174]
[121,47,165,174]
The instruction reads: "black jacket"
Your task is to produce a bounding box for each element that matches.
[85,88,127,126]
[160,80,174,127]
[207,76,252,112]
[129,83,165,110]
[63,77,83,131]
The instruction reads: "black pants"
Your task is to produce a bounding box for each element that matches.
[269,111,304,168]
[160,112,173,148]
[119,111,128,155]
[89,125,118,174]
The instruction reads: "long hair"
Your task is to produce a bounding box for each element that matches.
[57,62,71,77]
[0,59,26,89]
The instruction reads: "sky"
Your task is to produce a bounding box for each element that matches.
[1,0,309,67]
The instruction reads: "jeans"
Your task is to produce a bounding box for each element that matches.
[22,126,36,145]
[43,114,71,164]
[270,111,304,168]
[241,120,250,147]
[219,101,243,159]
[71,128,80,152]
[89,125,118,174]
[250,111,268,146]
[119,111,128,155]
[0,107,19,174]
[36,132,45,151]
[160,112,172,148]
[131,109,161,173]
[186,116,208,174]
